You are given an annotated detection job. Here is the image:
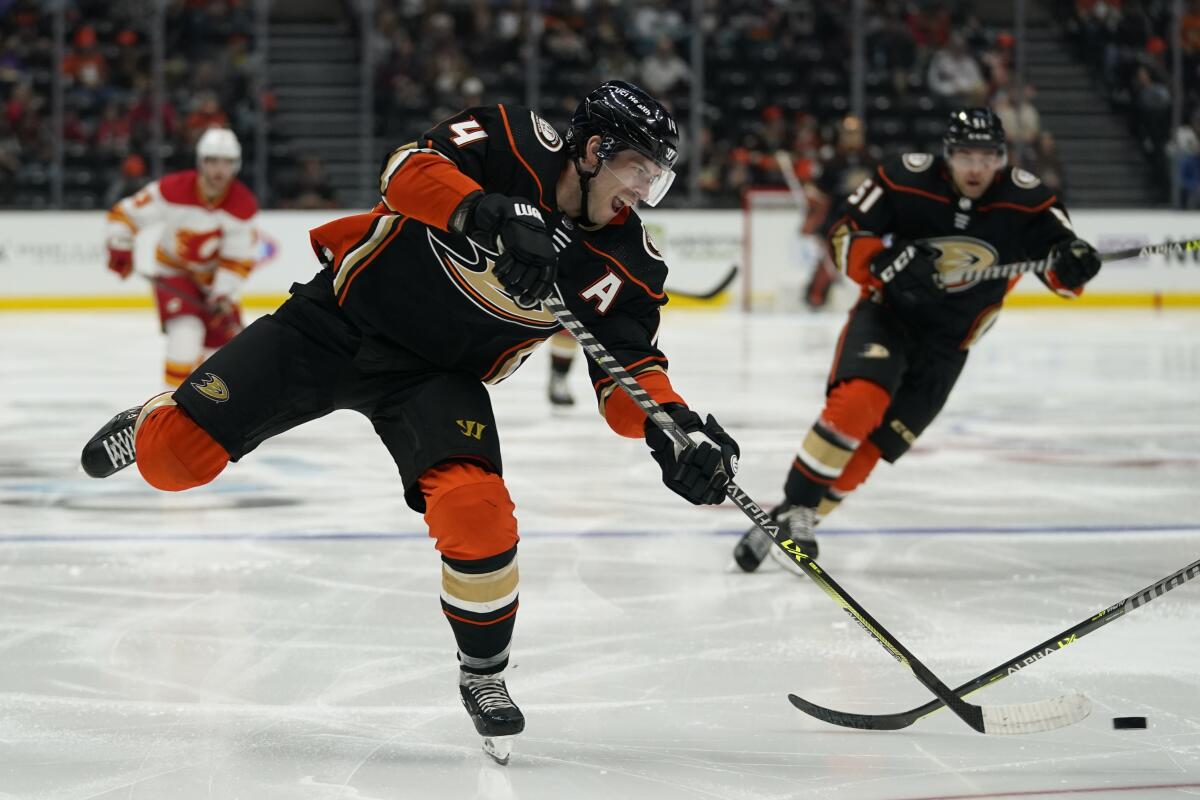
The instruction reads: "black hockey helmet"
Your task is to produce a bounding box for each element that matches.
[943,107,1007,159]
[565,80,679,207]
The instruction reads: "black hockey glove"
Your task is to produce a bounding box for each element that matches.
[1049,238,1101,290]
[869,240,945,307]
[464,193,558,306]
[645,404,740,506]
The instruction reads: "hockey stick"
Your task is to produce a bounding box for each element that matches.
[667,264,739,301]
[939,238,1200,286]
[773,150,809,215]
[542,291,1089,735]
[790,555,1200,731]
[775,150,840,304]
[134,270,242,336]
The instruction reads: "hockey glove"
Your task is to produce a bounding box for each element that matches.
[645,404,740,505]
[206,295,243,340]
[1049,238,1101,290]
[869,240,944,306]
[107,247,133,279]
[467,193,558,307]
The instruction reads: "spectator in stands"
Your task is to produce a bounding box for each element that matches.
[61,24,110,112]
[128,76,179,145]
[1168,109,1200,208]
[0,115,20,192]
[928,34,987,106]
[639,35,690,96]
[869,15,919,94]
[1133,64,1171,156]
[1033,131,1067,198]
[95,99,132,159]
[981,31,1014,93]
[280,155,338,210]
[630,0,688,55]
[103,152,149,208]
[543,16,590,68]
[5,80,35,129]
[184,91,230,149]
[992,87,1040,165]
[595,41,640,87]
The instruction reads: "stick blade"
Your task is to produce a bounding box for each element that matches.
[980,692,1092,735]
[787,693,916,731]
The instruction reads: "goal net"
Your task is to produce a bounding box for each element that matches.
[741,187,830,312]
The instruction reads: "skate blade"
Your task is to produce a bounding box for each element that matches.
[482,734,516,765]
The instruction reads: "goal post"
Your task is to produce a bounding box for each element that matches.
[741,187,829,312]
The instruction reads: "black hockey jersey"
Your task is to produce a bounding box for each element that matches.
[827,153,1081,348]
[307,104,681,436]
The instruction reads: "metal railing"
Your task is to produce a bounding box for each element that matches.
[3,0,1192,210]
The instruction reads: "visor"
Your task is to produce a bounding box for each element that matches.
[602,157,677,207]
[946,146,1007,170]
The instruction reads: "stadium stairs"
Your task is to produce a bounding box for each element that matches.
[975,0,1162,207]
[267,7,367,208]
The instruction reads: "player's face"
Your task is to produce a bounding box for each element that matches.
[199,157,237,194]
[947,147,1005,198]
[588,150,668,225]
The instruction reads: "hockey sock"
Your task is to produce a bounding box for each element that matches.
[548,330,576,376]
[816,440,883,521]
[164,359,200,388]
[135,397,230,491]
[785,379,890,508]
[421,462,520,675]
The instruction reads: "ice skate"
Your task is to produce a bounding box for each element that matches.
[460,670,524,765]
[766,503,819,574]
[547,372,575,407]
[80,393,174,478]
[733,503,819,573]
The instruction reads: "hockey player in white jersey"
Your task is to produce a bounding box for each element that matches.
[105,127,260,387]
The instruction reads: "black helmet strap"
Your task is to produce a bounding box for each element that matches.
[571,134,610,228]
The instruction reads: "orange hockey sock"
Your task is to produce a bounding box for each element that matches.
[421,461,519,561]
[786,380,891,507]
[135,404,229,491]
[421,461,521,675]
[833,439,882,495]
[821,379,891,441]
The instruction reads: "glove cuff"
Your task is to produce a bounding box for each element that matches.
[644,402,696,438]
[450,190,485,237]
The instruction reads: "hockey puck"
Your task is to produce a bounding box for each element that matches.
[1112,716,1147,729]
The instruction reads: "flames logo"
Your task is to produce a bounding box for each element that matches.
[174,228,221,264]
[426,229,558,330]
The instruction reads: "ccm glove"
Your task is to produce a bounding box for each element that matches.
[645,404,740,505]
[869,240,944,306]
[466,193,558,306]
[1049,238,1101,289]
[107,246,133,279]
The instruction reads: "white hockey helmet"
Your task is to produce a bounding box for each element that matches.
[196,127,242,173]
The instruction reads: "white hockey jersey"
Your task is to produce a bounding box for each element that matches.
[106,169,259,299]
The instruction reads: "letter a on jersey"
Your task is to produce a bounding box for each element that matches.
[581,270,623,314]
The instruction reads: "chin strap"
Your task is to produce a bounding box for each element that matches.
[573,158,602,228]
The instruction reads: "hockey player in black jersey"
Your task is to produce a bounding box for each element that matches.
[734,107,1102,573]
[80,81,740,764]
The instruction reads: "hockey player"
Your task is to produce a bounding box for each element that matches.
[801,115,879,308]
[546,329,578,406]
[105,127,259,388]
[733,107,1102,572]
[80,82,740,764]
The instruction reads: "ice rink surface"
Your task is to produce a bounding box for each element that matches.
[1,304,1198,800]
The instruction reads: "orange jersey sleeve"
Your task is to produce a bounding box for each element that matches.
[379,144,483,231]
[598,367,686,439]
